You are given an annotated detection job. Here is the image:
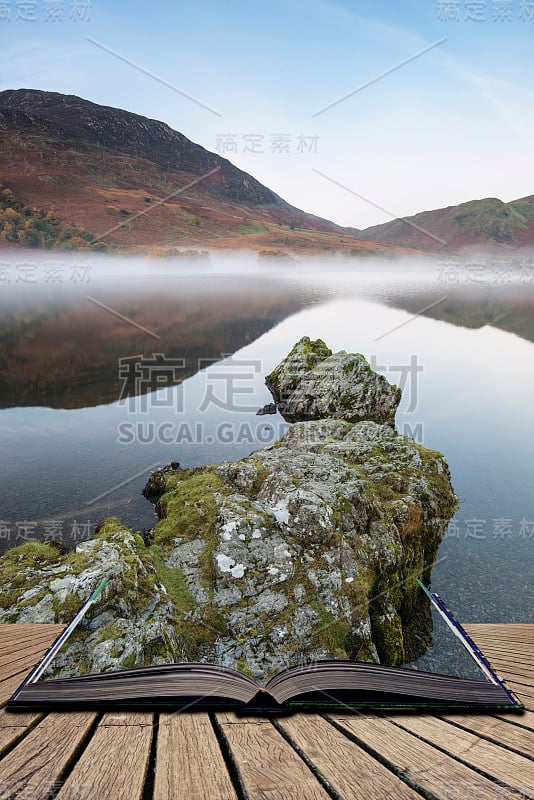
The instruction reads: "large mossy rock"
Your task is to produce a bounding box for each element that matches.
[142,417,456,678]
[0,520,183,677]
[0,337,457,680]
[266,336,401,425]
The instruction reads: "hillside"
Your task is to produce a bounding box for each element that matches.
[357,196,534,253]
[0,89,414,256]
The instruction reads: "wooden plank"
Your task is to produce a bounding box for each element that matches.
[216,712,330,799]
[0,626,63,644]
[277,714,421,799]
[495,709,534,730]
[0,625,64,631]
[477,655,534,671]
[504,678,534,695]
[0,625,63,634]
[466,623,534,634]
[331,714,521,799]
[0,712,97,800]
[475,639,534,650]
[56,713,153,800]
[485,664,534,682]
[390,715,534,796]
[0,627,76,705]
[0,659,33,683]
[0,624,63,636]
[467,646,533,656]
[467,632,533,644]
[0,652,42,683]
[0,647,54,681]
[0,630,61,645]
[0,639,61,670]
[154,713,237,800]
[481,651,533,666]
[466,627,534,639]
[467,622,533,630]
[466,623,534,637]
[465,622,534,641]
[0,643,60,670]
[0,669,34,707]
[500,681,534,708]
[440,713,534,757]
[99,712,153,726]
[0,709,40,728]
[499,665,534,681]
[476,650,534,666]
[0,708,42,757]
[0,634,60,656]
[485,650,534,661]
[469,642,534,657]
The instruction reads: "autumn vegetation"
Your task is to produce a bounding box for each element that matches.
[0,182,106,250]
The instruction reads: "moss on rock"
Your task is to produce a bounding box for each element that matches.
[0,337,458,679]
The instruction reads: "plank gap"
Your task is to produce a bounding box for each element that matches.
[322,715,432,799]
[45,714,103,800]
[386,715,534,798]
[494,711,534,732]
[271,717,344,800]
[140,711,158,800]
[437,716,534,761]
[210,713,249,800]
[0,711,46,760]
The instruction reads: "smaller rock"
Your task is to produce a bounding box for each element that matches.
[143,462,184,505]
[256,402,277,416]
[266,336,401,425]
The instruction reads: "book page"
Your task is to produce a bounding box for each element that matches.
[402,603,488,681]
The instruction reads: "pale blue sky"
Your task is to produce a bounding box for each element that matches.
[1,0,533,227]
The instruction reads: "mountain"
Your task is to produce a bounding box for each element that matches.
[0,89,413,256]
[357,196,534,253]
[1,90,531,256]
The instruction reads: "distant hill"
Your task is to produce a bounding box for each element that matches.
[357,196,534,253]
[0,89,416,256]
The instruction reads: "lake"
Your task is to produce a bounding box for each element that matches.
[0,250,533,625]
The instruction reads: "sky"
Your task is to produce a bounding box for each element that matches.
[1,0,533,228]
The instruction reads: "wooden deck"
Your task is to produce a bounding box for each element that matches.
[0,623,532,799]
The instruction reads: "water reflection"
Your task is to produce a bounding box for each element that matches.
[0,252,533,626]
[0,275,316,409]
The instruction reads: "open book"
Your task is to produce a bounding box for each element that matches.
[8,579,523,713]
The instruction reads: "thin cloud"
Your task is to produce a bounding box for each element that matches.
[292,0,534,137]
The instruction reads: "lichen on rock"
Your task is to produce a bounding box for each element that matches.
[0,519,184,676]
[0,337,457,680]
[141,414,456,677]
[266,336,402,425]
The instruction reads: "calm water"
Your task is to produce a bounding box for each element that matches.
[0,251,533,625]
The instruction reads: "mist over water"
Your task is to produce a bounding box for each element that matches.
[1,249,533,624]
